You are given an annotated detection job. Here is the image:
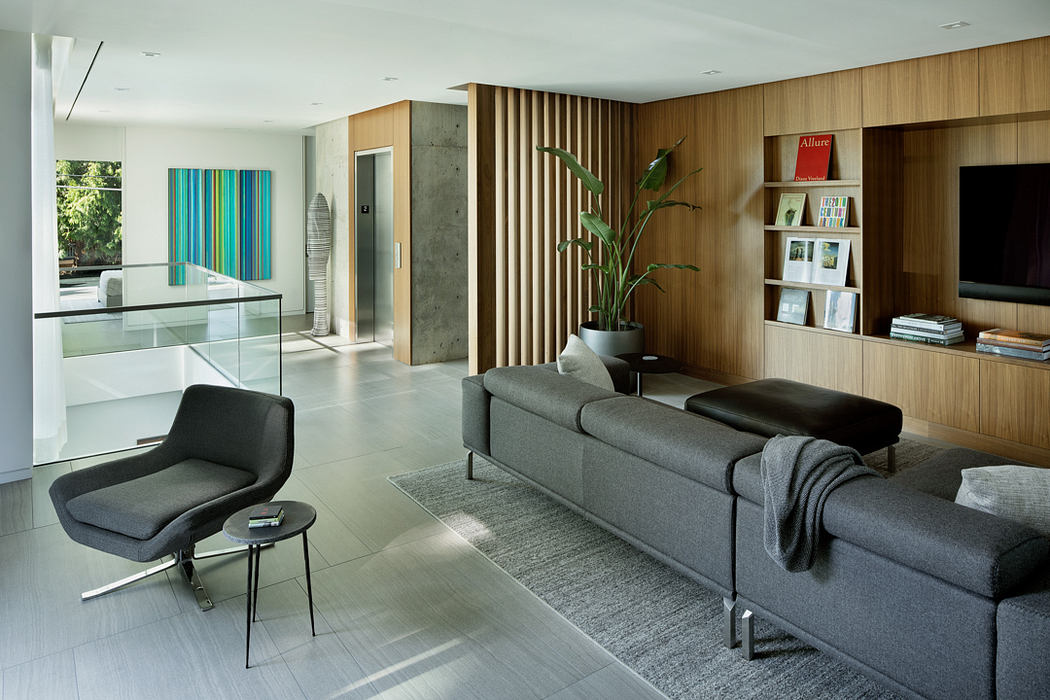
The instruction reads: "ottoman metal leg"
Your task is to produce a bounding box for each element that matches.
[723,596,737,649]
[466,451,475,480]
[741,609,755,661]
[886,444,897,472]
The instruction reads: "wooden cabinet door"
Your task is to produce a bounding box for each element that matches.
[979,36,1050,116]
[862,340,980,431]
[862,51,979,126]
[980,360,1050,449]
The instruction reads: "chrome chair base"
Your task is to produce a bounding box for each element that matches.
[80,543,270,610]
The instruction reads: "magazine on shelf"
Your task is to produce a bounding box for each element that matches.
[793,134,833,181]
[889,324,962,340]
[775,193,807,226]
[823,291,856,332]
[977,328,1050,348]
[976,343,1050,361]
[811,238,850,287]
[894,313,961,330]
[777,287,809,325]
[816,196,850,227]
[890,330,965,346]
[782,237,815,283]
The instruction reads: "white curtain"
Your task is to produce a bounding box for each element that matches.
[31,33,67,463]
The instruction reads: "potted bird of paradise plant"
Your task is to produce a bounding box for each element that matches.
[536,137,702,356]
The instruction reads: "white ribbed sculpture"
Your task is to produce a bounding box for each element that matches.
[307,192,332,336]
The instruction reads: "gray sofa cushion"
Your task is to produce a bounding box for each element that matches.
[580,395,766,493]
[997,573,1050,700]
[66,458,256,540]
[736,453,1050,598]
[484,365,618,433]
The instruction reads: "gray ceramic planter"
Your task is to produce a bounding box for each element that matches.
[578,321,644,357]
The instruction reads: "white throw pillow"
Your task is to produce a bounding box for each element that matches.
[557,334,614,391]
[955,465,1050,538]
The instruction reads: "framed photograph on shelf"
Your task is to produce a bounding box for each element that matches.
[782,237,815,283]
[823,290,857,332]
[777,288,809,325]
[774,193,807,226]
[811,238,850,286]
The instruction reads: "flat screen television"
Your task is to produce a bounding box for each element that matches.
[959,163,1050,306]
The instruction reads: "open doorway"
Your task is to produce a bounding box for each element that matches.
[354,148,394,348]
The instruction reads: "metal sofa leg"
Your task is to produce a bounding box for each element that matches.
[741,609,755,660]
[467,451,475,480]
[723,596,737,648]
[886,444,897,472]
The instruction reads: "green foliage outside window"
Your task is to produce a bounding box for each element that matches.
[56,160,122,266]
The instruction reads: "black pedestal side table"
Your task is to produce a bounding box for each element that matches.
[223,500,317,668]
[616,353,684,396]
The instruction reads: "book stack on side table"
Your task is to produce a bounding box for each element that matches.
[977,329,1050,361]
[248,503,285,528]
[890,314,964,345]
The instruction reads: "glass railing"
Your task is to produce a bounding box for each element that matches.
[33,262,282,464]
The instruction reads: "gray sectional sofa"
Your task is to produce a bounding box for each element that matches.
[461,363,1050,700]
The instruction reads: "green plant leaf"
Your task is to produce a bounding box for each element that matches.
[588,305,601,313]
[628,276,667,293]
[579,212,617,247]
[581,263,610,273]
[557,237,593,253]
[536,146,604,196]
[646,199,701,213]
[646,263,700,272]
[636,137,687,192]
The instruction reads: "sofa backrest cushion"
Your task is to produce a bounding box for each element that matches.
[484,364,619,433]
[580,396,766,493]
[735,452,1050,598]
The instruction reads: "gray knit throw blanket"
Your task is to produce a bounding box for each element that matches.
[761,435,879,572]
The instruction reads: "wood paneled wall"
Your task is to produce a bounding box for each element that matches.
[468,84,633,373]
[633,88,765,382]
[347,101,412,364]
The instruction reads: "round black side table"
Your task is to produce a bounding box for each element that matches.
[223,500,317,668]
[615,353,684,396]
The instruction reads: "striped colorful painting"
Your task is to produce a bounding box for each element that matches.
[167,168,272,282]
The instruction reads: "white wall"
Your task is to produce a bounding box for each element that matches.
[54,124,307,314]
[0,30,33,483]
[53,123,123,162]
[313,117,351,336]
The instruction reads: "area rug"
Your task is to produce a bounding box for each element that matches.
[389,439,947,699]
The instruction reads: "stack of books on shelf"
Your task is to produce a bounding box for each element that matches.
[890,313,964,345]
[976,329,1050,361]
[248,503,285,528]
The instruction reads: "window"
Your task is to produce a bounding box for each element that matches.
[56,160,122,266]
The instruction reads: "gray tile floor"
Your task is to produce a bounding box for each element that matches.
[0,321,718,699]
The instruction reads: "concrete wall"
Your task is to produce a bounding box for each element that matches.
[0,30,33,483]
[312,117,351,336]
[410,102,468,362]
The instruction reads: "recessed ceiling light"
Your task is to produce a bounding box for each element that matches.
[700,69,722,76]
[310,102,323,106]
[141,51,161,57]
[114,87,130,91]
[263,119,274,123]
[939,20,970,29]
[99,109,111,113]
[382,76,398,82]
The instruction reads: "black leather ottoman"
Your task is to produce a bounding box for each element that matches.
[685,378,903,468]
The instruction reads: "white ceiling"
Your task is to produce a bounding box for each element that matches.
[2,0,1049,133]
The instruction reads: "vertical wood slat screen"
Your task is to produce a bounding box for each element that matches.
[468,84,633,373]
